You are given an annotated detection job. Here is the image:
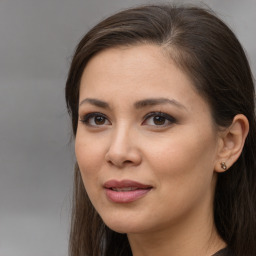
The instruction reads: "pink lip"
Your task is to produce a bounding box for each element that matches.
[103,179,152,203]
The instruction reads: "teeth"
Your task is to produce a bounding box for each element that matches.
[112,187,138,192]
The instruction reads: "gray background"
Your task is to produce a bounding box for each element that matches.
[0,0,255,255]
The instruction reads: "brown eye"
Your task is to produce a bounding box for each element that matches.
[153,116,166,125]
[94,116,106,125]
[142,112,176,127]
[80,112,111,127]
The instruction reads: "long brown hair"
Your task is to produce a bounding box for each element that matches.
[66,4,256,256]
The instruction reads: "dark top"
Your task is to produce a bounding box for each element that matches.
[212,248,230,256]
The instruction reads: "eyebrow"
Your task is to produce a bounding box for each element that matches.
[79,98,110,109]
[79,97,187,110]
[134,98,187,110]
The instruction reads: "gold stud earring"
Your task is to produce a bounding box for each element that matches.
[220,162,227,170]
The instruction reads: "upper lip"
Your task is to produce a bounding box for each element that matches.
[103,179,152,189]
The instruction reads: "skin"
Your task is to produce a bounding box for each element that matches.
[75,44,229,255]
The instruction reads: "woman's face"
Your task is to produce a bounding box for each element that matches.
[75,44,222,234]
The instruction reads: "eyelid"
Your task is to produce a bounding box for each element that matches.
[142,111,177,126]
[79,111,176,127]
[79,112,111,126]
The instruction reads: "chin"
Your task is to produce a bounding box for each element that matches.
[101,213,159,235]
[103,219,137,233]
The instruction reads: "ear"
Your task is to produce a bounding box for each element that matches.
[215,114,249,173]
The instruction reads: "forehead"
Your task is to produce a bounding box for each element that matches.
[79,44,208,112]
[83,44,170,78]
[81,45,191,91]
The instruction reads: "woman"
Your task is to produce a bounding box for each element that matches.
[65,4,256,256]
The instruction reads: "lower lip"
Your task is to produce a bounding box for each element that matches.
[105,188,151,203]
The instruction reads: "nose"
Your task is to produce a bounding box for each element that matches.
[105,125,142,168]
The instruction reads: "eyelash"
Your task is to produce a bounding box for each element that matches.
[79,112,110,127]
[142,112,176,127]
[79,111,176,127]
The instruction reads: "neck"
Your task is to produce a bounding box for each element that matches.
[128,224,225,256]
[127,192,226,256]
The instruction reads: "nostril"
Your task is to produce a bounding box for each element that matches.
[107,159,133,167]
[123,160,133,165]
[105,146,142,167]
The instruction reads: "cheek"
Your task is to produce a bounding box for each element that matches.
[146,128,217,186]
[145,131,217,218]
[75,133,105,181]
[75,137,106,208]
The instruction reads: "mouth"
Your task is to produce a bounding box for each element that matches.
[111,187,143,192]
[103,180,153,203]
